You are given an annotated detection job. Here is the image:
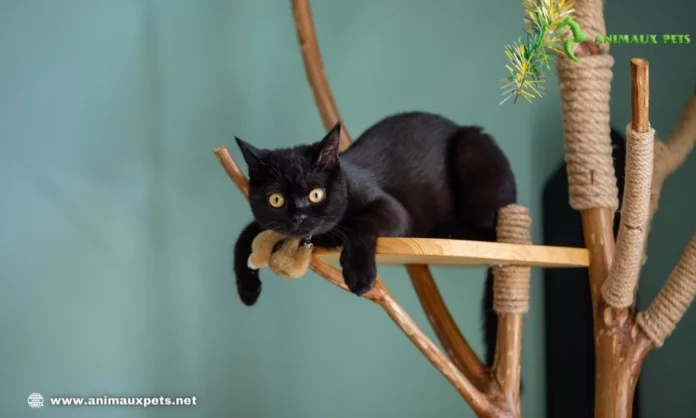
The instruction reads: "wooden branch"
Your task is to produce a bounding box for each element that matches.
[290,0,352,150]
[637,231,696,347]
[215,146,249,197]
[594,326,652,417]
[487,205,531,414]
[312,255,501,416]
[558,0,655,407]
[585,56,657,418]
[630,58,650,132]
[378,288,501,417]
[583,55,654,418]
[314,238,589,268]
[601,58,654,308]
[214,146,501,417]
[582,210,616,307]
[494,313,523,408]
[406,265,488,390]
[643,91,696,262]
[656,91,696,174]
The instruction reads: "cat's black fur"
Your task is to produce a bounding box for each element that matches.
[233,111,516,368]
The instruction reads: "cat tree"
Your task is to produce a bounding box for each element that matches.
[214,0,696,416]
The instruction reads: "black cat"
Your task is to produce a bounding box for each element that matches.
[233,111,516,367]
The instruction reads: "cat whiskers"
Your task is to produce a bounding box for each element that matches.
[260,221,295,236]
[326,229,351,255]
[332,223,373,250]
[317,221,356,256]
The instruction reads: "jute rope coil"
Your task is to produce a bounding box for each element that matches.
[557,54,619,211]
[601,124,655,308]
[637,232,696,347]
[555,0,618,211]
[493,204,532,314]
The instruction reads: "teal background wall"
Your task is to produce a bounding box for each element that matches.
[0,1,693,418]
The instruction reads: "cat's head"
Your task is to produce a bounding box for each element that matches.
[235,123,347,237]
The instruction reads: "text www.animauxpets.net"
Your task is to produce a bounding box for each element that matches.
[26,392,197,409]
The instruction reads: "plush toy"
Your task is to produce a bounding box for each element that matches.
[247,230,314,279]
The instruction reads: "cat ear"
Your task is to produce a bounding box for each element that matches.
[235,137,265,172]
[315,122,341,169]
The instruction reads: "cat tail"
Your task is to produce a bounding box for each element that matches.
[234,221,264,305]
[482,267,497,367]
[482,266,525,394]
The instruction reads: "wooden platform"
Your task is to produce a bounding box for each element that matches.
[313,237,589,268]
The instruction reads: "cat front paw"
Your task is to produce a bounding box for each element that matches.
[236,268,262,306]
[340,252,377,296]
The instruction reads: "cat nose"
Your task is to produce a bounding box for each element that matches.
[293,214,307,224]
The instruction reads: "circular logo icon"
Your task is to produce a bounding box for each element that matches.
[27,393,44,409]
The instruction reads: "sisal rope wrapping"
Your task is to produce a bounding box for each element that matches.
[556,0,618,211]
[557,54,618,211]
[637,232,696,347]
[493,204,532,314]
[601,124,655,307]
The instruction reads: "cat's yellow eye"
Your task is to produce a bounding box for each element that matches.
[267,193,285,208]
[308,188,325,204]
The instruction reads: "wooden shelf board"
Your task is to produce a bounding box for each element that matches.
[313,237,589,268]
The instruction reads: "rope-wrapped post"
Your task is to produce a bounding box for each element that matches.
[587,57,655,418]
[556,10,618,215]
[637,231,696,347]
[601,58,654,308]
[557,53,618,213]
[492,204,531,404]
[554,0,654,416]
[555,0,618,324]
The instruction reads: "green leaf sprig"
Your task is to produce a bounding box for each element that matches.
[499,0,578,105]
